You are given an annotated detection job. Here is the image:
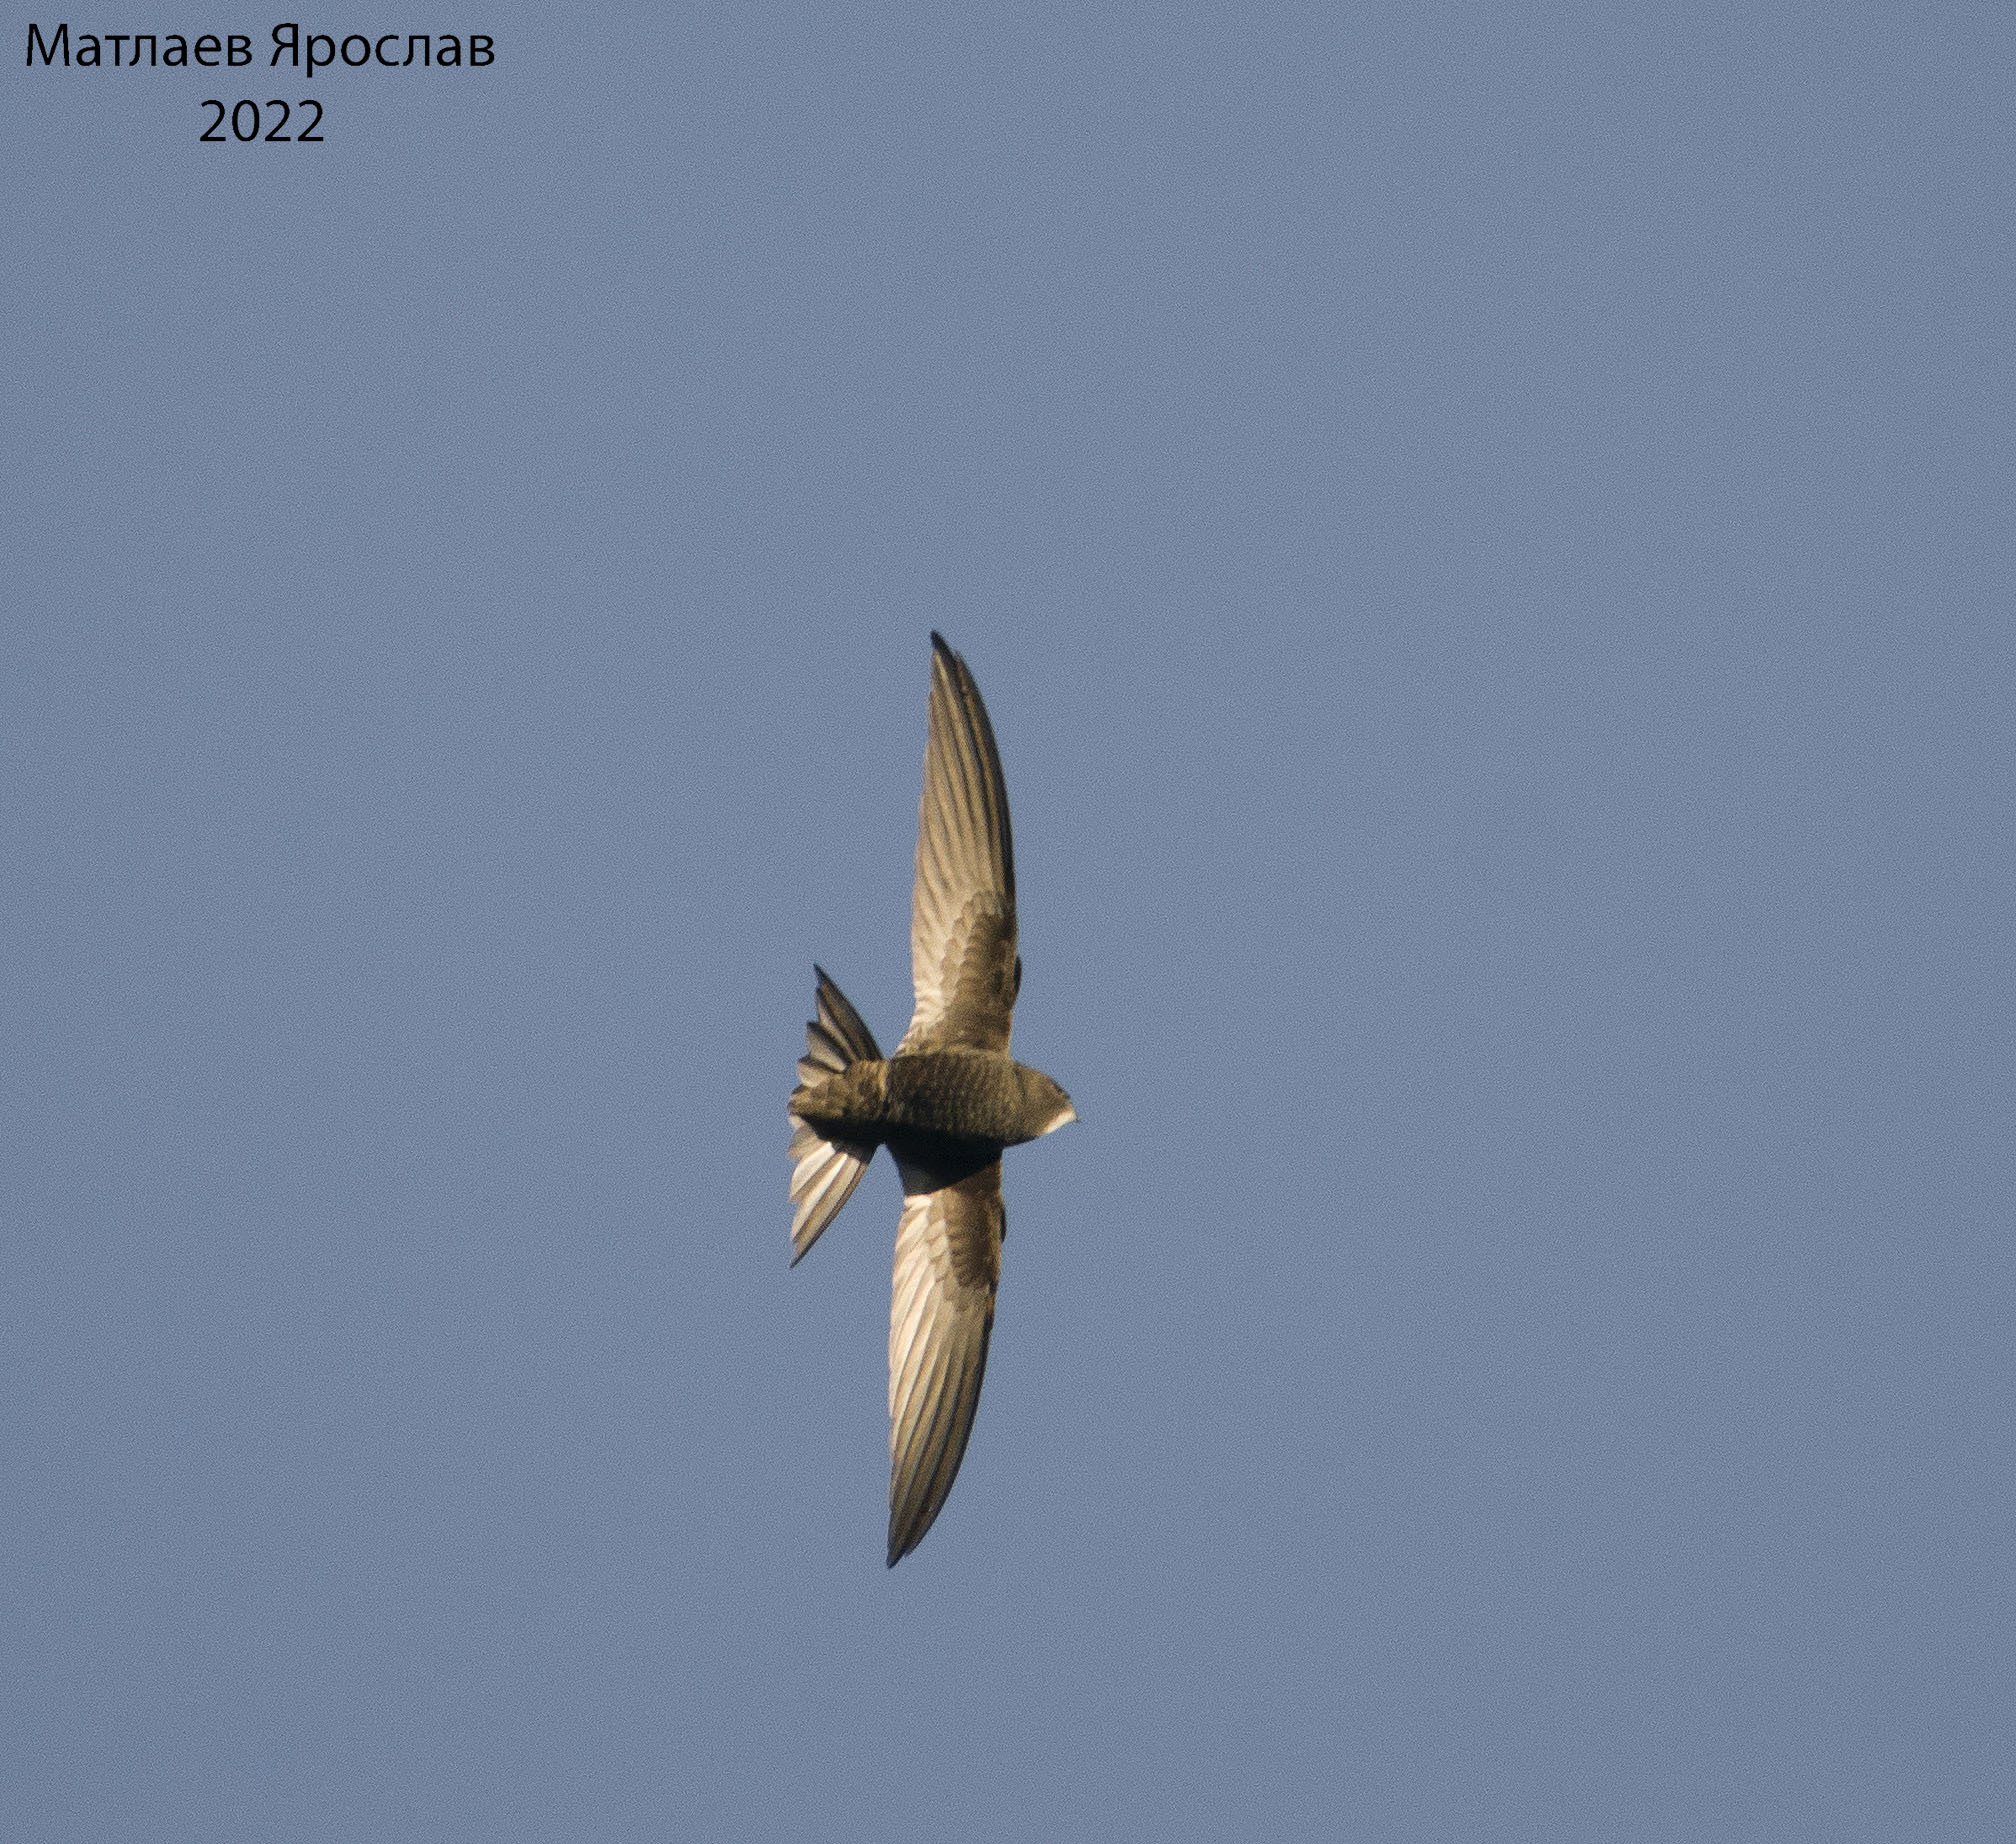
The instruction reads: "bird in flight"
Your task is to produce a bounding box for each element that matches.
[788,633,1076,1566]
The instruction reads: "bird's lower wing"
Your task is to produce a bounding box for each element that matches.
[886,1158,1004,1565]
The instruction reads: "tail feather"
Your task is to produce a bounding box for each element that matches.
[802,966,881,1070]
[788,968,883,1263]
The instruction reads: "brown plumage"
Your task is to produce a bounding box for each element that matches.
[787,634,1075,1566]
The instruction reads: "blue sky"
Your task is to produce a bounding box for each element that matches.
[5,4,2012,1837]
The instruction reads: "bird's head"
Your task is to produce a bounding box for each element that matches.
[1017,1066,1077,1139]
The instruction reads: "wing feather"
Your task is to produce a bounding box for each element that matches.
[900,635,1019,1054]
[885,1159,1003,1565]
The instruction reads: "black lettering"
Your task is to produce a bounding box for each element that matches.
[163,33,187,64]
[304,32,333,75]
[199,97,224,139]
[263,97,291,139]
[25,22,69,65]
[469,34,492,66]
[435,33,459,66]
[75,32,100,65]
[402,34,427,65]
[295,95,323,139]
[193,33,219,66]
[226,34,248,65]
[339,33,367,65]
[231,98,259,140]
[270,22,297,66]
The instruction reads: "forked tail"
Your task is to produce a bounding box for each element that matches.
[787,967,884,1264]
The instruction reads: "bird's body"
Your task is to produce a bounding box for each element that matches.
[794,1048,1073,1154]
[787,634,1074,1566]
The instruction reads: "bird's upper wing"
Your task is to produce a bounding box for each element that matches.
[886,1157,1003,1565]
[898,634,1019,1055]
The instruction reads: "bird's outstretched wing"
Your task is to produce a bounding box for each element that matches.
[886,1157,1003,1565]
[899,634,1019,1055]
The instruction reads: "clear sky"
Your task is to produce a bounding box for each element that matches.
[5,4,2011,1838]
